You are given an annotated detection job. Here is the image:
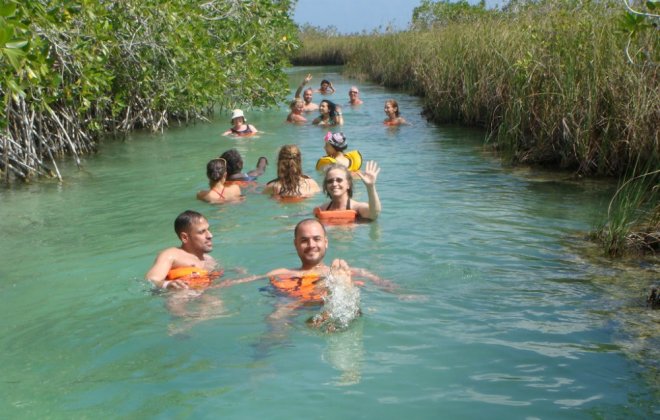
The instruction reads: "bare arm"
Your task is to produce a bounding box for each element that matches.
[213,267,291,289]
[145,249,189,289]
[355,161,381,220]
[335,106,343,125]
[294,73,312,98]
[214,273,269,289]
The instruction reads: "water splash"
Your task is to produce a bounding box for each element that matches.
[310,267,361,332]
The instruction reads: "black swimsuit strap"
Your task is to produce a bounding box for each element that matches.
[326,200,351,211]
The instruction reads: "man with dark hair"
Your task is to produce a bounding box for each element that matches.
[146,210,217,290]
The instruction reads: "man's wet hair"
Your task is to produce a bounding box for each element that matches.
[174,210,206,238]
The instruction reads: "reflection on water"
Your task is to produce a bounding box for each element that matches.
[0,66,658,417]
[323,320,365,386]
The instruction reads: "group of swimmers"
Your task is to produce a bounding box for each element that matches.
[284,74,407,127]
[147,74,407,329]
[221,74,407,131]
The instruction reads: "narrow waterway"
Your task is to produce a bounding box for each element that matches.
[1,66,658,418]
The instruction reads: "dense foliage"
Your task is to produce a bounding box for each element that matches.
[0,0,299,182]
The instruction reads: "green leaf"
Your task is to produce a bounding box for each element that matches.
[1,46,25,69]
[0,23,12,44]
[0,2,16,18]
[5,39,28,49]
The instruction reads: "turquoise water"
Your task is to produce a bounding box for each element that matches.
[1,67,658,418]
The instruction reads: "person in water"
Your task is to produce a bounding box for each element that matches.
[383,99,407,126]
[196,158,242,204]
[314,161,382,222]
[223,109,258,136]
[286,98,307,123]
[313,99,343,127]
[263,144,320,200]
[294,74,319,112]
[317,79,336,95]
[348,86,363,105]
[220,148,268,184]
[316,132,362,172]
[145,210,219,290]
[217,218,393,317]
[145,210,227,333]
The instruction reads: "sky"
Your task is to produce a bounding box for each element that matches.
[294,0,501,34]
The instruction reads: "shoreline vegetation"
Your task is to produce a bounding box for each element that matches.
[292,0,658,258]
[1,0,298,182]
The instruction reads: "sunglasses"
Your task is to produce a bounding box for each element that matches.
[325,177,344,185]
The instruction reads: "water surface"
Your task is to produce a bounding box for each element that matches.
[1,67,658,418]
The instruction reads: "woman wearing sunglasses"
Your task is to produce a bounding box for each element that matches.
[314,161,381,224]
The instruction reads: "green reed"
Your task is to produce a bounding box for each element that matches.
[593,165,659,257]
[293,2,658,256]
[294,3,658,178]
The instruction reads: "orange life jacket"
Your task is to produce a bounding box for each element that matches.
[314,207,358,225]
[269,273,325,303]
[166,266,223,289]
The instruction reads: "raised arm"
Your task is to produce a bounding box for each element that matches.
[355,161,382,220]
[335,105,344,125]
[294,73,313,98]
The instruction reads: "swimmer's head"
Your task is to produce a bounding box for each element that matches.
[384,99,400,117]
[324,132,348,151]
[323,164,354,198]
[320,99,338,116]
[290,98,305,112]
[174,210,207,239]
[206,157,228,185]
[294,218,327,240]
[220,149,243,176]
[230,109,246,123]
[303,88,314,103]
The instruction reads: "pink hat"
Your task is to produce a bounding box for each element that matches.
[349,86,359,93]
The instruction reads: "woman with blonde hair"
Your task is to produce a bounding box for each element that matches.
[196,158,242,203]
[383,99,407,126]
[286,98,307,123]
[264,145,320,200]
[314,161,381,223]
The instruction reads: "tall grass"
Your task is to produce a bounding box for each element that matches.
[293,2,658,255]
[294,3,658,177]
[594,166,659,256]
